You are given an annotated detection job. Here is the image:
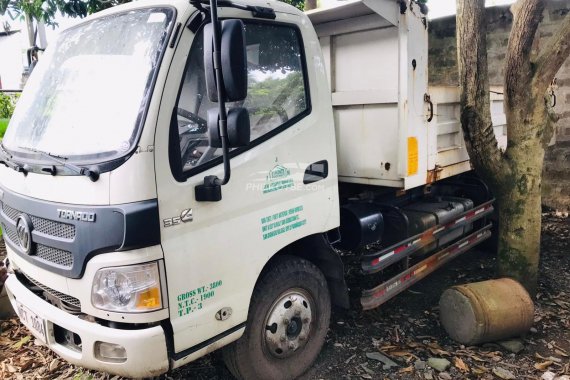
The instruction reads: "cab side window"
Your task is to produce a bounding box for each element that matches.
[173,22,308,173]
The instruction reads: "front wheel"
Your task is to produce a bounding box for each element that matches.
[223,256,331,380]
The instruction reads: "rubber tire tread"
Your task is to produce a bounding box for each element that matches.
[223,255,331,380]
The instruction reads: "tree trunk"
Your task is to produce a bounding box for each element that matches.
[456,0,570,295]
[304,0,317,11]
[496,146,543,296]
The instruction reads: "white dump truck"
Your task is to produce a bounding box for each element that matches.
[0,0,505,378]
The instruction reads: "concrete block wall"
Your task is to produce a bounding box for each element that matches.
[428,1,570,210]
[543,142,570,210]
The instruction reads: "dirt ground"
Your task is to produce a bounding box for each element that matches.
[0,213,568,380]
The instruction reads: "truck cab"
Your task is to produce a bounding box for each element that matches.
[1,1,340,377]
[1,1,496,378]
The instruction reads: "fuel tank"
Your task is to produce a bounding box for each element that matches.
[338,203,384,250]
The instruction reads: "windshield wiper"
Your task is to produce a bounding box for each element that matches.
[0,144,27,175]
[18,146,100,182]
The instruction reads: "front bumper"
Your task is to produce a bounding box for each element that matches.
[5,274,170,378]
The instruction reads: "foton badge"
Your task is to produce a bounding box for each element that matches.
[16,215,32,255]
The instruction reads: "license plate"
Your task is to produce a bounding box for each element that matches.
[15,301,47,343]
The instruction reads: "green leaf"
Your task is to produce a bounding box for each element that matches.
[11,335,31,349]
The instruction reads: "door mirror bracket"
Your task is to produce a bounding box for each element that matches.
[195,175,223,201]
[195,1,248,202]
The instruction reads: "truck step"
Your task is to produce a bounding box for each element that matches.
[361,199,494,274]
[360,224,492,310]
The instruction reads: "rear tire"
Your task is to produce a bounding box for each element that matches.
[223,256,331,380]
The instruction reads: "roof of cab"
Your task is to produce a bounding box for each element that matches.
[61,0,302,32]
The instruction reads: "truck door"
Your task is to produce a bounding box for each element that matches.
[153,14,339,356]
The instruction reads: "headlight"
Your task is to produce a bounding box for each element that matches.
[92,262,162,312]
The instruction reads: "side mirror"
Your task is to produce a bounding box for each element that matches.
[208,107,250,148]
[204,19,247,102]
[195,17,247,202]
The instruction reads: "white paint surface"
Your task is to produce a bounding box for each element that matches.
[318,0,516,19]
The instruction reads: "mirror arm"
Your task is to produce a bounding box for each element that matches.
[210,0,231,187]
[216,119,231,185]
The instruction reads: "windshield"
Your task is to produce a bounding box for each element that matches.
[3,8,174,164]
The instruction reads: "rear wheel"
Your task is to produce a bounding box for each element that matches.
[223,256,331,380]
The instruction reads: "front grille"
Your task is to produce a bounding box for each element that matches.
[2,202,76,239]
[30,215,75,239]
[36,245,73,268]
[2,202,20,221]
[1,222,74,268]
[23,273,81,309]
[1,202,75,269]
[2,222,18,245]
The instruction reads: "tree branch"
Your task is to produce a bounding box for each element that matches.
[533,13,570,96]
[456,0,508,189]
[503,0,545,111]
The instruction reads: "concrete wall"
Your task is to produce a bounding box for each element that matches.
[0,31,25,90]
[428,1,570,210]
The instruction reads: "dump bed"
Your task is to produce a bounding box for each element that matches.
[306,0,507,189]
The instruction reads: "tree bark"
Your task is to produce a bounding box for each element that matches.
[456,0,570,295]
[304,0,317,11]
[456,0,508,191]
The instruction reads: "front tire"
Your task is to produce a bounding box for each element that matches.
[223,256,331,380]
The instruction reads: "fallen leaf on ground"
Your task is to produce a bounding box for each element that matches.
[468,354,487,362]
[493,367,516,379]
[365,352,398,369]
[534,361,554,371]
[472,365,488,375]
[11,335,31,349]
[555,349,569,357]
[48,358,59,372]
[454,356,469,372]
[389,350,419,360]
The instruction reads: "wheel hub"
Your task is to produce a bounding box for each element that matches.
[264,289,313,358]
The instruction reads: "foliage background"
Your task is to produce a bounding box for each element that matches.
[0,93,17,138]
[280,0,305,10]
[0,0,132,27]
